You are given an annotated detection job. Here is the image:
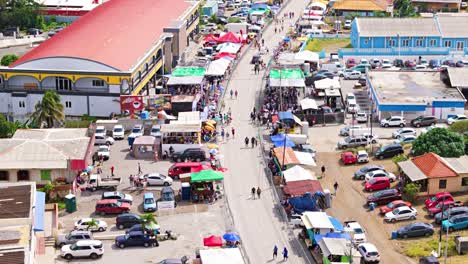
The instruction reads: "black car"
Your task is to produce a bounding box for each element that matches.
[27,28,43,35]
[397,222,434,239]
[116,213,141,230]
[367,189,401,205]
[419,256,440,264]
[358,76,367,86]
[394,59,404,68]
[126,224,160,234]
[2,27,19,37]
[375,144,404,160]
[172,148,206,162]
[434,206,468,224]
[115,231,158,248]
[410,116,437,127]
[322,72,335,79]
[353,165,384,180]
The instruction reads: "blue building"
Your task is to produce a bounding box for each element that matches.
[202,1,218,16]
[347,13,468,55]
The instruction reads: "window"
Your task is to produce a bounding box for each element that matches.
[18,101,25,108]
[364,39,369,44]
[439,179,447,189]
[388,39,396,47]
[444,40,452,48]
[92,80,104,87]
[56,77,72,90]
[402,39,409,47]
[429,39,436,46]
[17,170,29,181]
[462,177,468,186]
[0,171,8,181]
[65,101,72,108]
[40,170,51,181]
[415,39,423,47]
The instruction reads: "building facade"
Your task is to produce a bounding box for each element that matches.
[0,0,200,121]
[412,0,461,13]
[331,0,392,17]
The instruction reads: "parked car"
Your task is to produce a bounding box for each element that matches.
[168,162,211,178]
[129,124,144,138]
[357,243,380,263]
[339,125,362,136]
[381,59,392,68]
[60,240,104,260]
[172,148,206,162]
[360,58,369,65]
[97,145,110,160]
[115,231,158,248]
[112,125,124,139]
[404,60,417,68]
[442,213,468,232]
[397,223,434,239]
[411,116,437,127]
[150,125,162,138]
[435,206,468,224]
[95,200,130,215]
[375,144,404,160]
[428,200,463,217]
[344,221,367,244]
[429,59,441,68]
[394,59,404,68]
[353,64,371,73]
[337,136,368,149]
[94,135,115,145]
[421,124,446,134]
[394,134,417,145]
[126,223,160,234]
[354,165,384,180]
[365,177,390,192]
[381,116,406,127]
[28,28,43,35]
[356,150,369,163]
[143,192,157,212]
[379,200,412,214]
[367,189,401,205]
[95,126,107,137]
[443,59,456,67]
[341,152,357,165]
[447,114,467,125]
[358,76,367,86]
[344,20,352,29]
[101,192,133,204]
[56,230,93,247]
[384,206,417,222]
[370,58,381,68]
[346,58,356,68]
[392,127,416,138]
[356,112,367,123]
[362,133,378,144]
[143,173,173,186]
[415,64,427,70]
[116,213,141,230]
[456,61,465,67]
[425,192,454,209]
[365,170,396,182]
[74,218,107,232]
[419,256,440,264]
[343,70,361,80]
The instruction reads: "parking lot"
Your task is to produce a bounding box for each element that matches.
[53,138,228,263]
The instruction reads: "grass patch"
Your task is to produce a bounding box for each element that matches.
[304,38,351,52]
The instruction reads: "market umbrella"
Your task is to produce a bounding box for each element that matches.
[207,144,219,149]
[223,232,240,242]
[203,235,223,247]
[209,148,218,155]
[271,5,280,10]
[283,36,291,42]
[297,36,308,42]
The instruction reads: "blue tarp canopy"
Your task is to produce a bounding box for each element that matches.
[34,192,46,232]
[251,3,269,10]
[329,217,344,232]
[314,232,352,244]
[270,133,295,148]
[278,111,293,121]
[288,193,318,214]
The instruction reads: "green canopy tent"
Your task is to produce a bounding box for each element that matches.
[269,69,306,87]
[191,170,224,182]
[167,67,206,86]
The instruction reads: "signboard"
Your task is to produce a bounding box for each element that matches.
[157,200,175,210]
[120,95,144,111]
[148,94,172,110]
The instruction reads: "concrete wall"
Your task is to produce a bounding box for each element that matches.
[425,105,464,120]
[89,96,120,117]
[428,176,462,195]
[0,168,67,184]
[75,77,109,91]
[61,94,88,116]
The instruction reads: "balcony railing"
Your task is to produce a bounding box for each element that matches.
[1,85,112,94]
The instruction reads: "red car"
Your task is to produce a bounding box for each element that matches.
[341,152,357,165]
[364,177,390,192]
[404,60,416,68]
[427,200,463,216]
[95,199,130,215]
[167,162,211,178]
[379,200,412,214]
[425,192,454,209]
[346,58,356,68]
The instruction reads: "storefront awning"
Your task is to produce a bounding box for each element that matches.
[191,170,224,182]
[398,160,428,181]
[274,147,300,167]
[314,78,341,89]
[300,98,318,110]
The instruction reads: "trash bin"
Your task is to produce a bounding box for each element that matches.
[65,194,76,213]
[391,231,398,240]
[181,182,191,201]
[368,202,376,211]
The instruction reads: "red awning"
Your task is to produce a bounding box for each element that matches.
[204,34,218,42]
[283,180,323,197]
[214,52,236,59]
[217,32,242,43]
[203,235,223,247]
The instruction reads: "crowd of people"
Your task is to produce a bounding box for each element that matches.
[263,85,300,114]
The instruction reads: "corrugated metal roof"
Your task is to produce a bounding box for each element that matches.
[447,68,468,87]
[444,156,468,174]
[356,17,441,37]
[0,183,32,219]
[437,15,468,38]
[398,160,428,181]
[332,0,387,12]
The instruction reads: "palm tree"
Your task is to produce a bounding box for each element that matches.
[31,90,64,128]
[140,213,158,232]
[86,218,98,231]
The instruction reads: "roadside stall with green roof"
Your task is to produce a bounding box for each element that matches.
[190,170,224,203]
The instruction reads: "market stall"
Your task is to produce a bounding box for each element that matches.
[269,68,306,88]
[171,95,196,115]
[283,179,323,197]
[282,165,316,183]
[216,32,243,43]
[318,237,362,264]
[273,146,300,169]
[217,42,242,54]
[131,136,158,159]
[190,170,224,203]
[203,235,223,247]
[205,58,232,77]
[199,248,244,264]
[293,151,317,167]
[301,211,334,244]
[167,66,206,88]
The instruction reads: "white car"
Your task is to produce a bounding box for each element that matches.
[144,173,173,186]
[74,218,107,232]
[381,116,406,127]
[392,127,416,138]
[415,64,427,70]
[347,101,360,114]
[343,70,361,80]
[362,133,378,144]
[150,125,162,138]
[340,68,354,77]
[381,59,392,68]
[358,243,380,263]
[357,150,369,163]
[421,124,446,134]
[356,112,367,123]
[365,170,396,182]
[384,206,417,222]
[95,126,106,138]
[112,125,124,139]
[94,135,115,145]
[97,145,110,160]
[447,114,468,125]
[339,125,362,136]
[129,124,144,138]
[344,20,352,29]
[394,134,417,145]
[360,58,369,65]
[60,240,104,260]
[344,221,367,244]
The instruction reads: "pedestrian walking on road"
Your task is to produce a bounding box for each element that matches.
[321,165,326,178]
[256,187,261,199]
[230,89,233,99]
[274,27,277,33]
[129,174,134,187]
[250,112,255,121]
[110,165,115,176]
[235,90,238,99]
[231,127,235,138]
[138,162,142,175]
[283,246,288,260]
[251,137,256,148]
[245,137,249,148]
[251,187,256,199]
[334,181,339,195]
[221,128,225,140]
[273,245,278,258]
[262,39,264,46]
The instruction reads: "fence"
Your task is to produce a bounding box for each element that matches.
[338,47,450,57]
[309,33,350,39]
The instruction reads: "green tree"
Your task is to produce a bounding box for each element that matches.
[42,182,54,202]
[228,17,241,23]
[412,128,465,157]
[1,54,19,66]
[449,120,468,135]
[0,0,41,30]
[392,154,408,164]
[140,213,158,231]
[0,115,26,138]
[208,14,218,23]
[86,218,99,231]
[403,183,421,203]
[394,0,417,17]
[30,90,64,128]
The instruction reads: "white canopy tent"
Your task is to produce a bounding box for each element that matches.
[200,248,245,264]
[205,58,231,76]
[294,151,317,166]
[314,78,341,89]
[217,42,242,54]
[269,78,306,87]
[283,165,316,183]
[294,50,319,62]
[301,211,334,233]
[300,98,318,110]
[318,238,362,262]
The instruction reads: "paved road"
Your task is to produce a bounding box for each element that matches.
[220,1,314,263]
